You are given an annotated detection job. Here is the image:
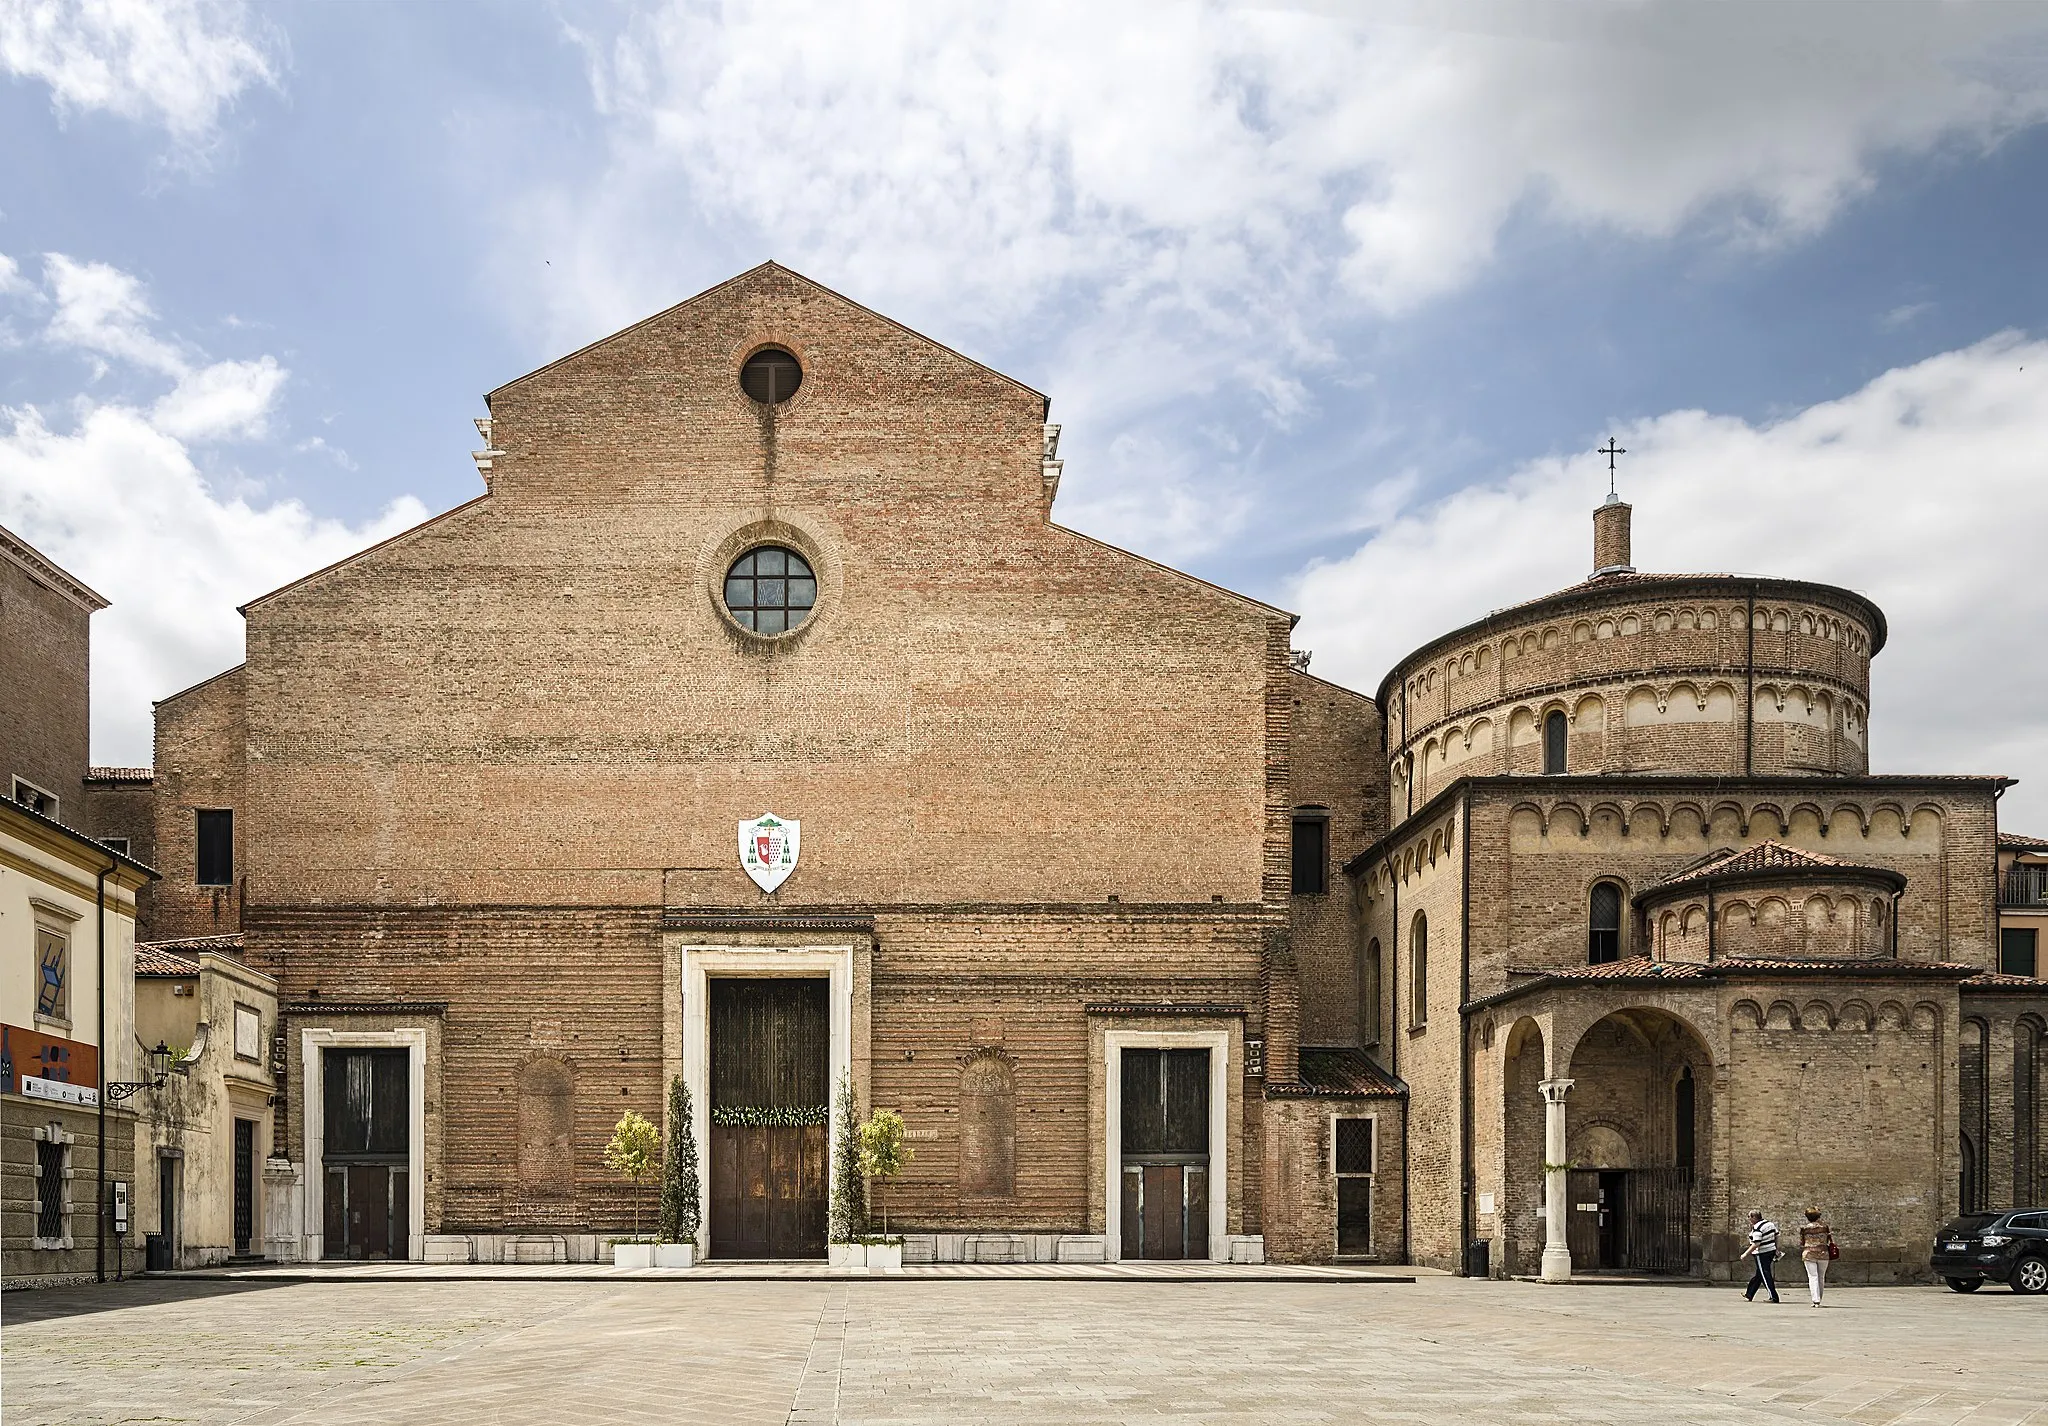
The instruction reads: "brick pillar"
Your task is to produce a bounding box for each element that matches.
[1593,497,1633,574]
[1262,935,1301,1088]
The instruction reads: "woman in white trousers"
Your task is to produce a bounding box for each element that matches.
[1798,1207,1835,1305]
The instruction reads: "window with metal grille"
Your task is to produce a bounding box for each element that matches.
[1543,710,1568,774]
[1291,815,1327,895]
[36,926,67,1019]
[1588,882,1623,964]
[36,1140,66,1239]
[1410,913,1428,1029]
[1333,1117,1374,1255]
[196,808,233,886]
[724,547,817,635]
[2002,927,2039,977]
[740,347,802,404]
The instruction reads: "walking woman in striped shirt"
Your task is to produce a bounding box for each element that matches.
[1741,1209,1782,1302]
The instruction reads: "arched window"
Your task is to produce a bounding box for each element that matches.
[1675,1064,1696,1174]
[1543,710,1568,774]
[1588,882,1623,964]
[1362,939,1382,1046]
[1409,913,1428,1029]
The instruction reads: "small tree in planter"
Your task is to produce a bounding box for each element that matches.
[828,1073,869,1264]
[657,1077,701,1266]
[858,1108,913,1268]
[604,1109,661,1265]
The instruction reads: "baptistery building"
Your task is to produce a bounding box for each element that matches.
[116,264,2043,1277]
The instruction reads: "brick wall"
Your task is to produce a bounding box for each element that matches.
[1261,1096,1406,1264]
[148,667,245,942]
[1383,578,1880,823]
[0,536,96,823]
[237,266,1287,916]
[1287,671,1386,1047]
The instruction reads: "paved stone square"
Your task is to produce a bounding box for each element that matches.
[4,1275,2044,1425]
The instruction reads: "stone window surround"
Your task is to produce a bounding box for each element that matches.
[29,896,78,1030]
[665,940,859,1255]
[300,1027,428,1263]
[31,1120,76,1250]
[1102,1027,1231,1263]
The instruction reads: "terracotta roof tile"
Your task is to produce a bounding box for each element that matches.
[134,933,247,975]
[1267,1047,1408,1099]
[1639,841,1903,900]
[1999,831,2048,851]
[86,766,153,784]
[135,944,201,976]
[1507,956,1716,982]
[1964,970,2048,990]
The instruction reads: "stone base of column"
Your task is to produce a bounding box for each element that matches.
[1540,1244,1573,1283]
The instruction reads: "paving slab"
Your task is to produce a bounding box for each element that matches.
[2,1276,2042,1425]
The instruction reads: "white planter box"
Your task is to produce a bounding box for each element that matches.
[866,1242,903,1272]
[612,1242,656,1269]
[654,1243,696,1268]
[828,1242,868,1268]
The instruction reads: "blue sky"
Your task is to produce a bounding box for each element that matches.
[4,0,2048,827]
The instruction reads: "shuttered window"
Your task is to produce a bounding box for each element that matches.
[196,809,233,886]
[1291,815,1327,895]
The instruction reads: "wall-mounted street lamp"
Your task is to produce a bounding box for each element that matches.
[107,1023,209,1101]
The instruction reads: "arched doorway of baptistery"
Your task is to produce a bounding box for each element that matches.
[1564,1008,1712,1274]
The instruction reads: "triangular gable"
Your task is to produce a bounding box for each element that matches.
[486,261,1047,411]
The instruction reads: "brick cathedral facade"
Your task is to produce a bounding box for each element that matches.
[124,264,2044,1273]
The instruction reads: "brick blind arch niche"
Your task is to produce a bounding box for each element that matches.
[517,1056,576,1200]
[959,1049,1017,1199]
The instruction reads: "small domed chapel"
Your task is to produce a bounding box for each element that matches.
[135,264,2045,1275]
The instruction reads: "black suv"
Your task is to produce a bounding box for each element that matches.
[1932,1210,2048,1293]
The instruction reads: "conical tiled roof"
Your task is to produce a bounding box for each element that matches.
[1641,841,1903,899]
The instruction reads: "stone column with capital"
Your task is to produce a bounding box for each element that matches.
[1539,1077,1575,1283]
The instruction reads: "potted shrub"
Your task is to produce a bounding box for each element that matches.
[656,1076,701,1268]
[857,1107,913,1271]
[827,1072,870,1268]
[604,1108,661,1268]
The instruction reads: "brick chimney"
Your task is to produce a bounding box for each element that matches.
[1593,494,1633,576]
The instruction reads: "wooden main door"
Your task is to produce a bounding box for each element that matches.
[708,978,830,1259]
[1120,1048,1211,1260]
[321,1047,409,1260]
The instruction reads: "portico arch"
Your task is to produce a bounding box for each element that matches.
[1562,1007,1713,1274]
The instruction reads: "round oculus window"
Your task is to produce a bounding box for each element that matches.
[724,546,816,635]
[740,347,802,404]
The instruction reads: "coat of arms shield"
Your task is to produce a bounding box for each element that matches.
[738,813,801,893]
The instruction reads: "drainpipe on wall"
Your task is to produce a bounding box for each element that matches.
[94,859,109,1284]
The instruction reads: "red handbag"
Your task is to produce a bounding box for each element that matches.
[1827,1241,1840,1261]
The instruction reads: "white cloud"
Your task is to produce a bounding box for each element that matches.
[1290,333,2048,830]
[43,252,186,374]
[151,354,284,441]
[0,0,279,145]
[0,254,427,764]
[506,0,2048,560]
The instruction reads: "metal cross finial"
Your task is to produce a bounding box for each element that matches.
[1597,438,1626,497]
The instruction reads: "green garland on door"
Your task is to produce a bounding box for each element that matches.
[710,1104,829,1128]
